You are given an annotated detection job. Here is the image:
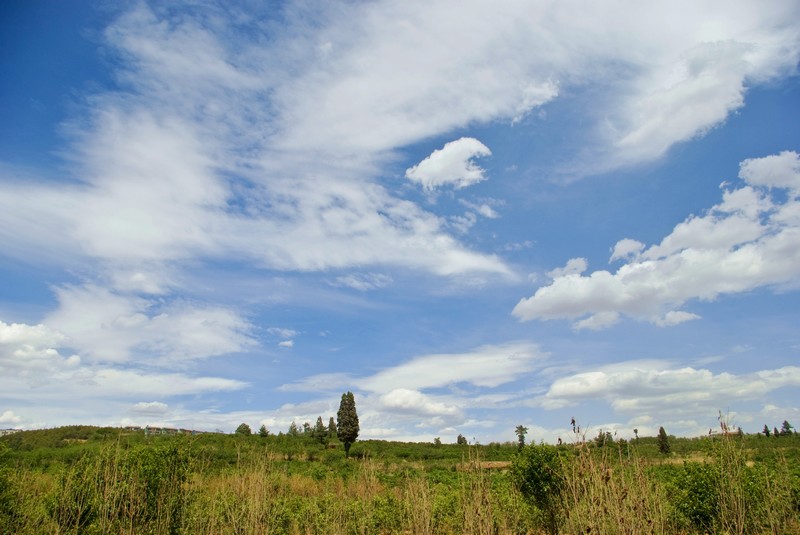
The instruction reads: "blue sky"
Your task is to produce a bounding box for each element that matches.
[1,0,799,443]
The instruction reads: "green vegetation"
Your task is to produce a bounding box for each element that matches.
[658,425,671,455]
[1,424,798,533]
[336,391,359,458]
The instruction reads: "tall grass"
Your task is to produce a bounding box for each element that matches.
[1,430,798,534]
[560,442,672,534]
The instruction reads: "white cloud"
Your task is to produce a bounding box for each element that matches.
[0,320,65,348]
[2,0,795,301]
[0,410,21,425]
[280,342,544,394]
[361,342,545,392]
[130,401,169,415]
[0,4,514,296]
[449,212,478,234]
[739,150,800,190]
[654,310,701,326]
[379,388,461,417]
[44,284,255,365]
[573,312,620,331]
[0,320,247,407]
[513,151,800,328]
[267,327,299,339]
[539,361,800,417]
[547,258,587,279]
[278,340,294,348]
[610,238,644,262]
[459,199,501,219]
[330,273,393,291]
[0,1,798,440]
[405,137,492,190]
[266,0,799,173]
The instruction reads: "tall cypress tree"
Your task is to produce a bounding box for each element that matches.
[337,391,359,458]
[657,426,670,455]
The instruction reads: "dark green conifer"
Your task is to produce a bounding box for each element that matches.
[336,392,359,458]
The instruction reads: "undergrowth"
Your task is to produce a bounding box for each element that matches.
[1,427,798,533]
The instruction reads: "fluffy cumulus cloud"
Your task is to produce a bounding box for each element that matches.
[0,410,22,425]
[405,138,492,191]
[513,151,800,329]
[539,360,800,420]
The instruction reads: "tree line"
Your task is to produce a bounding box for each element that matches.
[234,391,361,458]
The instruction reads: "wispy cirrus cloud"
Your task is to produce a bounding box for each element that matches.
[0,319,247,428]
[1,0,799,440]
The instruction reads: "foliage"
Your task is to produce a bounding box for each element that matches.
[456,434,468,445]
[258,424,268,438]
[327,417,336,439]
[1,424,799,534]
[235,423,252,436]
[782,420,795,436]
[312,416,327,445]
[0,442,11,527]
[514,425,527,450]
[511,442,565,534]
[658,426,671,455]
[593,429,614,448]
[337,391,360,458]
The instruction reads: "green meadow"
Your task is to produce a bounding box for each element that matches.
[1,425,798,534]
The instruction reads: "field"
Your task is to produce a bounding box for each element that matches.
[1,426,798,534]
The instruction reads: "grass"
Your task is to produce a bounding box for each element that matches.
[1,426,798,533]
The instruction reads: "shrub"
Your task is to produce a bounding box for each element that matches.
[511,443,565,534]
[0,442,12,528]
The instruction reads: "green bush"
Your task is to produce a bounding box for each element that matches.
[510,443,565,534]
[0,442,12,528]
[663,462,718,531]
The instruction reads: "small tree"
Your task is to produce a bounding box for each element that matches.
[288,421,299,436]
[312,416,327,445]
[658,426,670,455]
[594,429,613,448]
[763,424,770,438]
[781,420,794,436]
[328,417,337,439]
[337,391,359,458]
[433,437,442,446]
[258,424,269,438]
[511,443,565,535]
[456,434,468,445]
[774,426,780,437]
[515,425,528,450]
[235,423,252,436]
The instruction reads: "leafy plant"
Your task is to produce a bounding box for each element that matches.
[511,443,565,534]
